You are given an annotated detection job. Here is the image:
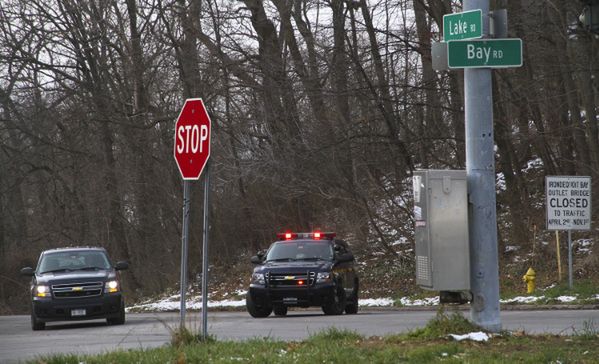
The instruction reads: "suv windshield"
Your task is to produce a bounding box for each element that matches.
[38,250,111,274]
[266,241,333,262]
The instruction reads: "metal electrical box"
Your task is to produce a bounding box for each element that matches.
[413,170,470,291]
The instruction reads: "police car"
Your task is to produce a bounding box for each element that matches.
[246,231,359,317]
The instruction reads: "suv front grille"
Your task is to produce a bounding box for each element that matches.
[52,281,103,299]
[266,272,315,287]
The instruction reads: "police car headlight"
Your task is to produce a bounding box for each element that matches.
[35,285,50,297]
[251,273,265,285]
[316,272,331,283]
[104,280,119,293]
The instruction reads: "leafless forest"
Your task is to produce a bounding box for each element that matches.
[1,0,598,310]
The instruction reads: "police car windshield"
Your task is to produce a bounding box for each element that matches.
[266,241,333,262]
[38,250,111,274]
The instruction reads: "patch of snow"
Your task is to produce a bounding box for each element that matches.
[399,296,439,306]
[235,289,248,296]
[522,157,543,172]
[576,239,593,254]
[496,172,506,191]
[449,331,489,342]
[500,296,545,304]
[392,236,410,246]
[126,295,245,312]
[358,298,394,307]
[504,245,519,253]
[543,283,557,291]
[127,300,179,312]
[556,296,577,303]
[208,299,245,308]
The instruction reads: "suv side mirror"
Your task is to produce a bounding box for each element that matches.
[337,252,354,263]
[20,267,35,276]
[115,261,129,271]
[250,255,262,265]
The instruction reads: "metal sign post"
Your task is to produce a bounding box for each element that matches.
[201,162,211,340]
[179,181,191,328]
[463,0,501,333]
[440,0,521,332]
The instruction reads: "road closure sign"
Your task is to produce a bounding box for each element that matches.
[546,176,591,230]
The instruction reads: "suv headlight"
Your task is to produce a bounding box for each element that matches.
[251,273,265,285]
[316,272,331,283]
[105,280,119,293]
[35,285,50,298]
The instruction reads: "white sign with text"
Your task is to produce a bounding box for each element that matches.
[546,176,591,230]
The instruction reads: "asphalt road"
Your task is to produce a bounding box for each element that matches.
[2,309,599,363]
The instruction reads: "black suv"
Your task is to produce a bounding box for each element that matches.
[20,247,128,330]
[246,232,359,317]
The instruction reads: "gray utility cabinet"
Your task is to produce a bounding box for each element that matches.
[413,170,470,291]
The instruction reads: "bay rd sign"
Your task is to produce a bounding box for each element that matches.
[173,98,212,180]
[447,38,522,69]
[546,176,592,230]
[443,9,482,41]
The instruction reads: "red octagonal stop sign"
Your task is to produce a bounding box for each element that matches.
[173,98,212,180]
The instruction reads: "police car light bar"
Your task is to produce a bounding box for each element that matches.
[276,231,336,240]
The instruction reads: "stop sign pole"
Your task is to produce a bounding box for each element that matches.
[173,98,211,339]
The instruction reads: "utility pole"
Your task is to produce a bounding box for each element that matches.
[464,0,501,332]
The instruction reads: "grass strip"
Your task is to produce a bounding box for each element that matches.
[32,312,599,364]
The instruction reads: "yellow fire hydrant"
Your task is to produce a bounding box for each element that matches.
[522,267,536,294]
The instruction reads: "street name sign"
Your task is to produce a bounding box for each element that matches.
[447,38,522,69]
[546,176,591,231]
[173,98,212,180]
[443,9,483,41]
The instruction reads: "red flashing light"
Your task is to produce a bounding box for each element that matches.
[276,231,297,240]
[275,231,336,241]
[298,280,304,285]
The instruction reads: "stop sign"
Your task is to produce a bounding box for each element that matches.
[173,98,212,180]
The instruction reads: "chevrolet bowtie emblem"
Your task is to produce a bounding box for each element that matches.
[284,276,295,280]
[72,287,83,291]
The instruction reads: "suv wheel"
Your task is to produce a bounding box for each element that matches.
[322,284,346,315]
[273,305,288,316]
[246,292,272,318]
[345,282,359,314]
[31,312,45,331]
[107,300,126,325]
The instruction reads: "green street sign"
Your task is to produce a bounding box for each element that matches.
[443,10,483,41]
[447,39,523,69]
